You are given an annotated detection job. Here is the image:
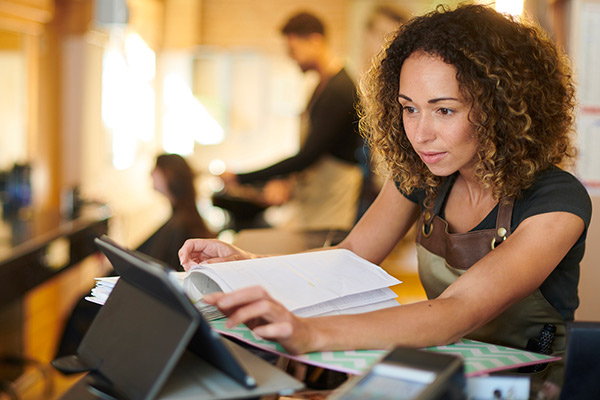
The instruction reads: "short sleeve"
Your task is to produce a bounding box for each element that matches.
[513,167,592,242]
[395,181,426,206]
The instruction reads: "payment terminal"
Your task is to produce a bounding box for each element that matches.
[330,347,465,400]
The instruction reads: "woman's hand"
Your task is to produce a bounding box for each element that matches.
[178,239,257,270]
[204,286,314,355]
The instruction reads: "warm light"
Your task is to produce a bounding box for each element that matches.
[218,229,236,244]
[111,126,136,170]
[208,159,227,175]
[162,73,224,155]
[124,33,155,82]
[101,31,156,170]
[101,48,128,130]
[495,0,524,16]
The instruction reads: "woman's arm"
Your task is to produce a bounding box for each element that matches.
[179,179,419,268]
[205,210,585,354]
[335,179,420,264]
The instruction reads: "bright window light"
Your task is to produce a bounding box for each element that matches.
[101,31,156,170]
[495,0,524,16]
[124,33,155,82]
[112,126,137,170]
[162,73,224,155]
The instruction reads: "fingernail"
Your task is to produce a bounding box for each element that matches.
[217,299,230,309]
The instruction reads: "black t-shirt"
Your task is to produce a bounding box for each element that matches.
[238,68,360,184]
[401,166,592,320]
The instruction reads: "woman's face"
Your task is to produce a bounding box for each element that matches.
[398,51,479,177]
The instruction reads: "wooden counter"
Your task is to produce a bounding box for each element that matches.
[0,206,110,392]
[0,206,110,307]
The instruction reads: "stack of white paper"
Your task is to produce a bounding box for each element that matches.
[86,276,120,305]
[85,272,226,320]
[183,249,402,317]
[87,249,402,319]
[86,273,187,305]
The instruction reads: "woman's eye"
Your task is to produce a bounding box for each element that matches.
[402,106,416,114]
[438,108,453,115]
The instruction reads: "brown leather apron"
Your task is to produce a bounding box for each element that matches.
[415,177,566,382]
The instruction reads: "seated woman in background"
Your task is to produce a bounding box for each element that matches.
[137,153,214,270]
[56,153,213,358]
[178,4,591,385]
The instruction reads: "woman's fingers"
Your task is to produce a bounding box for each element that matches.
[178,239,210,269]
[203,291,226,303]
[252,321,294,340]
[225,298,288,328]
[179,239,250,270]
[204,287,310,354]
[204,287,290,328]
[206,286,271,309]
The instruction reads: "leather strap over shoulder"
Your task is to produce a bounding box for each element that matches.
[416,189,515,270]
[421,176,455,238]
[492,197,514,249]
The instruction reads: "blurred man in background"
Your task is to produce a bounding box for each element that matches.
[220,11,363,232]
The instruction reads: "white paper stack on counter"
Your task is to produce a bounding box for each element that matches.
[86,272,226,321]
[183,249,402,317]
[86,276,120,306]
[87,249,402,320]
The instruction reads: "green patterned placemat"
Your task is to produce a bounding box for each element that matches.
[210,320,386,374]
[210,320,560,377]
[427,339,561,376]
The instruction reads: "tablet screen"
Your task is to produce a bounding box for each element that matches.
[79,236,256,400]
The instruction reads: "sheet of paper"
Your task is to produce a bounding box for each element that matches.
[304,298,401,317]
[293,288,399,317]
[87,251,401,319]
[185,249,401,312]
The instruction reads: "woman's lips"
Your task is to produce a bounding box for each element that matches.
[419,151,447,164]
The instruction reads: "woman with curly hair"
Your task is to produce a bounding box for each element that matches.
[178,4,591,381]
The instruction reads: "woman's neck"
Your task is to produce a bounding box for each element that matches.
[455,172,491,205]
[444,172,497,233]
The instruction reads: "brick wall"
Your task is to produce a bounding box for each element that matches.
[200,0,349,57]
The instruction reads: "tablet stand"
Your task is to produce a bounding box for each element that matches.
[52,236,303,400]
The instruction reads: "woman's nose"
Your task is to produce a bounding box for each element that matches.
[411,116,435,144]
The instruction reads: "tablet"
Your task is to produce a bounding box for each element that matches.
[59,235,302,400]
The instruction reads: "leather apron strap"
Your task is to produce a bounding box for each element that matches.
[414,177,566,382]
[417,176,513,270]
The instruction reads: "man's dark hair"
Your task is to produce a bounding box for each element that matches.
[366,5,408,30]
[281,12,325,37]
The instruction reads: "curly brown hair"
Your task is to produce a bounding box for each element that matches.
[359,3,577,202]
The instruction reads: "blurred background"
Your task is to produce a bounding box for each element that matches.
[0,0,599,398]
[2,0,587,247]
